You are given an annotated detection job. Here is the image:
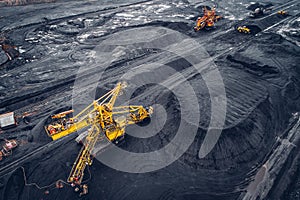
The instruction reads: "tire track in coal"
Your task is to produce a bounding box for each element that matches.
[1,0,295,139]
[96,0,299,90]
[0,73,76,109]
[105,25,264,123]
[62,1,299,130]
[0,0,157,33]
[240,116,300,200]
[2,0,298,110]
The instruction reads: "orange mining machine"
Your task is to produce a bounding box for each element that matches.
[194,6,222,32]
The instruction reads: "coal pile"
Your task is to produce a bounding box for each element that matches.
[0,0,299,200]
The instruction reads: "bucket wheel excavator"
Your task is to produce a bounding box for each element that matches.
[45,82,152,141]
[45,82,153,192]
[194,6,222,32]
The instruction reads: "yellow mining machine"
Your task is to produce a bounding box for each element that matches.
[45,82,153,191]
[45,82,152,141]
[237,26,251,34]
[277,10,287,15]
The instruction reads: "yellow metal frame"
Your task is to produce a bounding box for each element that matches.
[67,122,100,184]
[46,83,126,140]
[61,82,153,186]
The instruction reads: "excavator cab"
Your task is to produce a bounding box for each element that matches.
[194,17,206,31]
[206,19,215,28]
[45,110,74,136]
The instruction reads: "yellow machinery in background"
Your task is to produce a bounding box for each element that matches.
[237,26,251,34]
[277,10,287,15]
[45,82,153,189]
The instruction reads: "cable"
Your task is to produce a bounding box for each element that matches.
[19,166,71,190]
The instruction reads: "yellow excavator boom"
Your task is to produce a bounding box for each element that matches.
[68,122,101,184]
[50,119,90,140]
[45,83,153,189]
[63,83,153,187]
[46,83,128,140]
